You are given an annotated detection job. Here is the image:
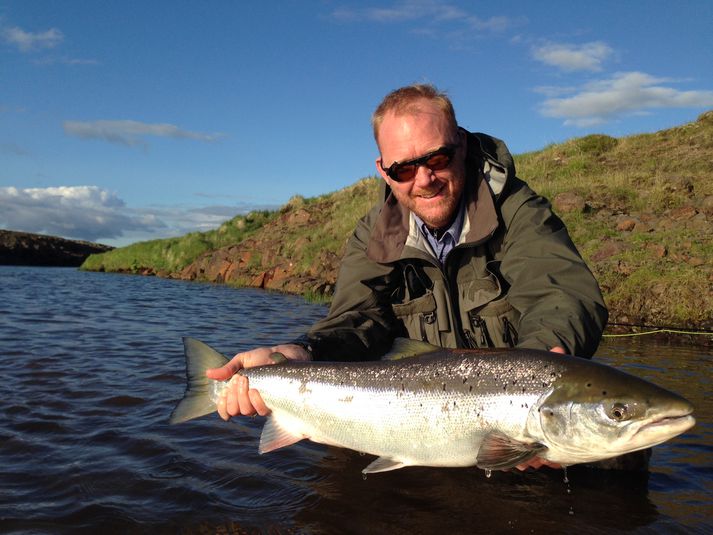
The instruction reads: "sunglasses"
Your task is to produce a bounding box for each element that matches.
[380,145,457,183]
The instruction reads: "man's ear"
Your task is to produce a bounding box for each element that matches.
[375,157,390,183]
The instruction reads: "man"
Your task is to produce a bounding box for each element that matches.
[207,85,608,469]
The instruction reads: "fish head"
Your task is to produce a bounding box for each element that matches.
[533,361,695,465]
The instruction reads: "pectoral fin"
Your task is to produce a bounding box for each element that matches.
[362,456,406,474]
[258,415,305,454]
[476,432,546,470]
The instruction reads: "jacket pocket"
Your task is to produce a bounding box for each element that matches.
[469,298,520,348]
[391,291,439,344]
[458,271,520,348]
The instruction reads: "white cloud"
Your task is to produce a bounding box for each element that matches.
[532,41,613,72]
[63,119,223,147]
[33,56,100,66]
[467,15,512,32]
[0,143,30,156]
[2,26,63,52]
[0,186,158,242]
[0,185,277,245]
[330,1,515,32]
[539,71,713,127]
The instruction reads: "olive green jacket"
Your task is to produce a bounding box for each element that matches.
[303,131,608,361]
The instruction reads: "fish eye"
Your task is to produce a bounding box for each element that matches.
[609,403,630,421]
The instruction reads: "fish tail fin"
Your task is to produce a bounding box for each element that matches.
[169,337,230,424]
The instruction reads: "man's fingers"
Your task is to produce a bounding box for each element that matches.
[248,389,270,416]
[514,457,562,471]
[206,359,241,381]
[236,376,256,416]
[224,377,239,416]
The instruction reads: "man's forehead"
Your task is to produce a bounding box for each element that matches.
[385,101,445,122]
[378,108,454,155]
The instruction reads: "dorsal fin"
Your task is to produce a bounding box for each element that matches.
[381,337,441,361]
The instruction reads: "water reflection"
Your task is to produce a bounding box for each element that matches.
[297,450,658,534]
[0,267,710,534]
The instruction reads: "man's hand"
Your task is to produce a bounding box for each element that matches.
[515,457,562,471]
[205,343,311,420]
[514,344,566,471]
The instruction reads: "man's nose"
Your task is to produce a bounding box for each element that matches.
[413,165,436,186]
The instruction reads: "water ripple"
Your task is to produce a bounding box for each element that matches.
[0,266,710,534]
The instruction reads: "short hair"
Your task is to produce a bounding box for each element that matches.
[372,84,458,142]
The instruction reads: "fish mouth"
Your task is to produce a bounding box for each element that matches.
[634,412,696,438]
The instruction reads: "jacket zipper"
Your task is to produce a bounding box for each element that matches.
[419,311,436,341]
[502,317,518,347]
[468,311,492,347]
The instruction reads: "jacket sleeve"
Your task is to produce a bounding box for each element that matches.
[499,180,608,358]
[303,207,402,361]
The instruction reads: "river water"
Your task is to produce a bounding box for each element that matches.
[0,266,710,534]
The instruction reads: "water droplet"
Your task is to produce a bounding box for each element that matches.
[569,506,575,516]
[485,469,492,478]
[563,466,569,484]
[362,472,368,481]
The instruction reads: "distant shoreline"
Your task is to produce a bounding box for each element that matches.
[0,229,113,267]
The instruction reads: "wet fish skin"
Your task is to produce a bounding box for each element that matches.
[170,337,695,474]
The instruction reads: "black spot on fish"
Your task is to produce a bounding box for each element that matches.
[442,383,446,391]
[550,372,556,377]
[602,390,607,396]
[462,378,468,384]
[586,382,592,388]
[469,385,473,392]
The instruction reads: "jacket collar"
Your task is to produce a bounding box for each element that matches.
[366,130,512,264]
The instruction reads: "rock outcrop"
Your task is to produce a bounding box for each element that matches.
[0,230,113,267]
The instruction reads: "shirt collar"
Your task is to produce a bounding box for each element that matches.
[413,195,466,245]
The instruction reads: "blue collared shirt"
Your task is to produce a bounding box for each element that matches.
[413,199,465,265]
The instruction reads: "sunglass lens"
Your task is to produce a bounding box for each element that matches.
[426,153,451,171]
[394,165,417,182]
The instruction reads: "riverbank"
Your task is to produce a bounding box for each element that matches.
[0,229,113,267]
[81,111,713,334]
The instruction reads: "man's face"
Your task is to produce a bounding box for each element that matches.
[375,100,466,229]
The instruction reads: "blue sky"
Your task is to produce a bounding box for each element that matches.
[2,1,713,246]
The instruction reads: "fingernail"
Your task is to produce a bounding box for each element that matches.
[269,352,288,364]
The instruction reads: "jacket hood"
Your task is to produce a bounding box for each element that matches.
[367,130,516,264]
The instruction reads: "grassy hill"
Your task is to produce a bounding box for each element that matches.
[82,111,713,331]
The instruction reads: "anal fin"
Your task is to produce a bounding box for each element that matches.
[362,456,406,474]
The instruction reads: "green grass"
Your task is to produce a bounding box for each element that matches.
[81,210,276,273]
[82,112,713,329]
